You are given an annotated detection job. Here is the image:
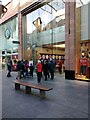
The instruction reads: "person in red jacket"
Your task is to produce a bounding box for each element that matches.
[36,60,42,83]
[58,60,63,74]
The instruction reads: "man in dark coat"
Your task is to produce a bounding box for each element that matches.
[7,57,12,77]
[49,60,55,80]
[43,60,49,81]
[29,63,34,78]
[16,60,22,79]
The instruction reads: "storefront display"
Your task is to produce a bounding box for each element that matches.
[0,17,19,67]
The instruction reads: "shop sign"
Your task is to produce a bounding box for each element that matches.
[4,28,11,39]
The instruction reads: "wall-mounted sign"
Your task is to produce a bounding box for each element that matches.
[4,28,11,39]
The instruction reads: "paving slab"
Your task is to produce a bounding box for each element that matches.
[2,70,89,118]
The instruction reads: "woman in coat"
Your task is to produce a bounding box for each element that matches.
[36,60,42,83]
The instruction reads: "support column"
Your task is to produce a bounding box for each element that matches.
[75,7,81,75]
[22,15,27,60]
[18,13,22,60]
[65,2,76,80]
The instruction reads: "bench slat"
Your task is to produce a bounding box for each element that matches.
[13,80,53,91]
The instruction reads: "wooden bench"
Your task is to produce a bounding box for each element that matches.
[12,80,53,98]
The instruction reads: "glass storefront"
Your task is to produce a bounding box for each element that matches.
[75,2,90,80]
[0,16,18,68]
[0,0,89,79]
[26,0,65,69]
[24,0,90,79]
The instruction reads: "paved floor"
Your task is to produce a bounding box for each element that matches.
[2,70,89,118]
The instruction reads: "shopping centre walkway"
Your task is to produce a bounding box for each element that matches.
[2,70,89,118]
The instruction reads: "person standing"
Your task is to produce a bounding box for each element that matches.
[49,60,55,80]
[24,60,29,78]
[58,60,62,74]
[43,60,49,81]
[29,63,34,78]
[36,60,42,83]
[16,60,21,79]
[7,57,12,77]
[20,59,25,78]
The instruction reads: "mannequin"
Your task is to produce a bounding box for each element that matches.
[79,55,88,75]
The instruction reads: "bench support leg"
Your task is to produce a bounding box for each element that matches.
[15,83,20,90]
[40,90,46,98]
[26,86,31,94]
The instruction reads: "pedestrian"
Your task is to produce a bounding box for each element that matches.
[7,57,12,77]
[43,60,49,81]
[36,60,42,83]
[58,60,62,74]
[20,59,25,78]
[49,59,55,80]
[24,60,29,78]
[29,63,34,78]
[16,60,21,80]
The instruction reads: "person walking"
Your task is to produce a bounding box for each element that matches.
[7,57,12,77]
[29,63,34,78]
[49,60,55,80]
[43,60,49,81]
[16,60,22,79]
[24,60,29,78]
[20,59,25,78]
[36,60,42,83]
[58,60,62,74]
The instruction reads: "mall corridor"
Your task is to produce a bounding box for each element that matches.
[2,70,89,118]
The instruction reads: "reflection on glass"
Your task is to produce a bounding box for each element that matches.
[27,0,65,34]
[76,0,89,7]
[26,0,65,61]
[1,17,18,62]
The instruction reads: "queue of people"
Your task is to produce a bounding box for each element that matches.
[16,59,34,79]
[6,57,57,83]
[6,55,66,84]
[15,59,56,83]
[36,59,55,83]
[6,56,90,81]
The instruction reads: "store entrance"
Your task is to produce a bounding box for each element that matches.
[26,42,65,74]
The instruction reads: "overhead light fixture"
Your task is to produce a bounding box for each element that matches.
[82,51,84,56]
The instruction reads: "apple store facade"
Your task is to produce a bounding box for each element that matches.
[0,0,90,80]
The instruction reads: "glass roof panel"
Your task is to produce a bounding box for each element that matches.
[76,0,90,7]
[48,0,65,11]
[1,0,11,5]
[80,0,90,4]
